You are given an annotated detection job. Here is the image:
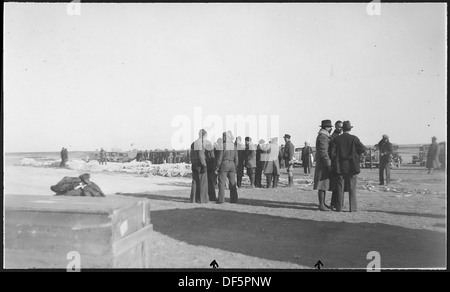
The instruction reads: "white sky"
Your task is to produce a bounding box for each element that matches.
[3,3,447,152]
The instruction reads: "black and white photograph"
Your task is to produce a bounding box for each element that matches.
[3,2,447,273]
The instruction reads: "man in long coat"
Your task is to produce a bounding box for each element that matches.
[235,136,246,188]
[264,137,281,188]
[213,138,223,188]
[283,134,295,187]
[255,139,265,188]
[378,134,393,185]
[244,137,257,188]
[60,147,67,167]
[99,148,107,165]
[216,131,239,203]
[313,120,333,211]
[301,141,313,174]
[426,136,440,174]
[190,129,209,203]
[205,138,217,201]
[329,120,343,209]
[330,121,366,212]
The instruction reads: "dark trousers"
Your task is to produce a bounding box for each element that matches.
[303,164,310,174]
[255,162,263,187]
[265,174,279,188]
[336,174,357,212]
[247,167,255,186]
[218,162,238,203]
[330,175,343,208]
[379,161,391,185]
[190,165,209,203]
[59,159,66,167]
[206,162,217,201]
[236,164,244,187]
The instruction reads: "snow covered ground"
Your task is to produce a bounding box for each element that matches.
[19,158,192,177]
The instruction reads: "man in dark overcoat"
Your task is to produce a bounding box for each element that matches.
[205,138,217,201]
[329,120,343,209]
[255,139,265,188]
[378,134,393,185]
[301,141,313,174]
[216,131,239,203]
[190,129,209,203]
[235,136,246,188]
[426,136,440,174]
[330,121,366,212]
[283,134,295,187]
[313,120,333,211]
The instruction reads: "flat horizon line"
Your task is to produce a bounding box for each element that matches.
[3,142,444,154]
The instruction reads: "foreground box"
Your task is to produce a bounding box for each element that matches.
[4,194,153,269]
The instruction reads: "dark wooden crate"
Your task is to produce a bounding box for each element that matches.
[4,195,153,269]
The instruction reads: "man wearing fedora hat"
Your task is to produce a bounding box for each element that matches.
[330,121,366,212]
[283,134,295,187]
[313,120,334,211]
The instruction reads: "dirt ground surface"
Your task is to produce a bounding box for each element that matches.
[4,161,447,270]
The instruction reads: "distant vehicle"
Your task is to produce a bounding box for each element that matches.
[360,144,400,168]
[174,150,190,163]
[88,151,132,163]
[412,155,420,164]
[418,145,429,166]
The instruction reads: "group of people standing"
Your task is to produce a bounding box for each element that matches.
[135,149,189,164]
[189,130,303,204]
[313,120,366,212]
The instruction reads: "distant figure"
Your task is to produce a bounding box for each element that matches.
[136,150,143,162]
[426,136,440,174]
[59,147,68,167]
[330,121,366,212]
[313,120,333,211]
[99,148,107,165]
[172,149,177,163]
[378,134,393,185]
[301,141,313,174]
[164,149,170,164]
[190,129,209,203]
[283,134,295,187]
[144,150,149,161]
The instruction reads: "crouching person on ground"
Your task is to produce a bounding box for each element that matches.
[51,173,105,197]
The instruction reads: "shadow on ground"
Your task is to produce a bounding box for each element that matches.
[366,210,446,219]
[149,207,445,269]
[118,192,318,211]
